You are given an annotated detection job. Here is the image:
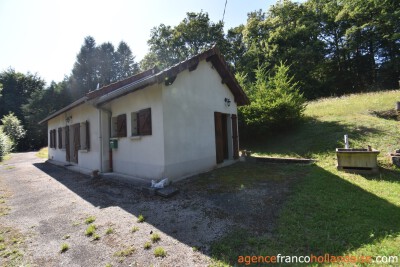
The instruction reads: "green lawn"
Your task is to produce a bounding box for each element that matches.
[212,90,400,266]
[36,147,48,159]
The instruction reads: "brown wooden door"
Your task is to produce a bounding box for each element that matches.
[231,114,239,159]
[71,123,80,164]
[65,126,70,162]
[214,112,224,164]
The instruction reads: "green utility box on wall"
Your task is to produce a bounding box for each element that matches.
[109,139,118,149]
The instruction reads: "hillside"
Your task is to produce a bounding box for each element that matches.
[218,90,400,265]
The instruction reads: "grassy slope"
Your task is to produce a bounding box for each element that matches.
[36,147,48,159]
[213,90,400,266]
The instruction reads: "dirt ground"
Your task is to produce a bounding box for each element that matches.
[0,152,296,267]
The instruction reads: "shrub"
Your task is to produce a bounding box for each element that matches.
[0,129,12,161]
[1,113,25,149]
[238,62,306,136]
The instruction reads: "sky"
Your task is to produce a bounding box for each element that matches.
[0,0,276,84]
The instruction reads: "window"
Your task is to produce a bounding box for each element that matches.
[80,120,90,150]
[49,129,57,149]
[112,114,127,137]
[131,112,138,136]
[131,108,152,136]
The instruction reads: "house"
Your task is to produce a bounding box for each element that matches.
[39,46,249,182]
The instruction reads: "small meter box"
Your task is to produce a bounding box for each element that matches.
[109,139,118,149]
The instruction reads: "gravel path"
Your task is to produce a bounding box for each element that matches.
[0,152,294,266]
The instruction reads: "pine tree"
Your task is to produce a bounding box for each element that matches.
[71,36,98,98]
[116,41,140,80]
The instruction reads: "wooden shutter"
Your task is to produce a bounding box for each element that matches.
[117,114,127,137]
[74,123,80,150]
[231,114,239,159]
[85,120,90,150]
[138,108,152,135]
[72,123,80,163]
[214,112,224,164]
[54,130,57,149]
[58,128,62,149]
[65,126,70,162]
[49,130,53,148]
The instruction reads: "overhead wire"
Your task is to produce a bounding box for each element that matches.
[222,0,228,23]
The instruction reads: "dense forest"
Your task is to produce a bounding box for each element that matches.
[0,0,398,153]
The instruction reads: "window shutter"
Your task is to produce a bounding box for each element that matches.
[49,130,52,148]
[231,114,239,159]
[54,130,57,149]
[58,128,62,149]
[74,123,80,150]
[85,120,90,150]
[50,129,55,148]
[117,114,127,137]
[138,108,152,136]
[65,126,70,162]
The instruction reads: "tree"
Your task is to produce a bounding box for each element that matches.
[69,36,140,100]
[97,42,117,86]
[1,112,26,150]
[141,12,229,69]
[0,68,45,120]
[225,25,248,72]
[22,80,71,150]
[70,36,98,99]
[115,41,140,80]
[241,1,326,99]
[239,62,306,135]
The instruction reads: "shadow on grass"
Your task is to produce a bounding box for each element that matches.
[358,167,400,184]
[241,118,383,158]
[211,164,400,265]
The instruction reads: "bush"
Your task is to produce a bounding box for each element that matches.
[0,129,13,161]
[238,62,306,136]
[1,113,25,150]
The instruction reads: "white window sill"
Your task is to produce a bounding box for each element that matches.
[130,136,141,140]
[79,149,89,153]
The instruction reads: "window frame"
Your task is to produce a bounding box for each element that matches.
[131,108,152,137]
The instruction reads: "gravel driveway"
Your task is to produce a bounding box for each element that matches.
[0,152,296,266]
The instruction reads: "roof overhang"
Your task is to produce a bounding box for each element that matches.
[38,96,88,124]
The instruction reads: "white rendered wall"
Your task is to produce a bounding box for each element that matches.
[48,104,100,171]
[108,83,165,179]
[162,61,238,180]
